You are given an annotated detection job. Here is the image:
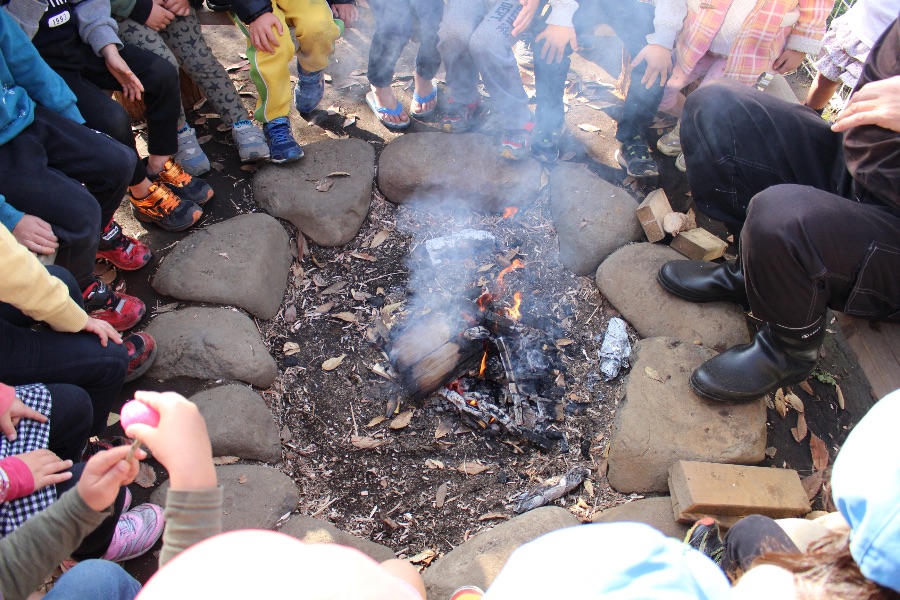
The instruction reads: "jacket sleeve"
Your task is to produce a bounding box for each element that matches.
[230,0,271,25]
[0,195,25,233]
[72,0,123,54]
[785,0,830,54]
[159,487,224,566]
[646,0,688,49]
[108,0,152,24]
[1,0,46,39]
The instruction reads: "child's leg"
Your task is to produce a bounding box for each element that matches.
[232,5,294,123]
[533,30,573,133]
[379,559,426,599]
[367,0,415,124]
[437,0,489,105]
[45,383,93,464]
[44,560,140,600]
[806,71,840,111]
[55,463,131,560]
[283,0,340,74]
[410,0,444,110]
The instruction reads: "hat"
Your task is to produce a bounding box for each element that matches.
[832,388,900,592]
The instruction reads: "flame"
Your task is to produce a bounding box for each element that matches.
[476,292,493,311]
[496,259,524,289]
[506,291,522,321]
[502,207,518,219]
[479,350,488,377]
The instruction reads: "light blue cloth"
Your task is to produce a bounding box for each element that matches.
[831,388,900,593]
[44,559,140,599]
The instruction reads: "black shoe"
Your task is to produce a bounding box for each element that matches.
[690,316,826,402]
[657,258,748,309]
[615,136,659,177]
[531,127,561,162]
[684,517,724,565]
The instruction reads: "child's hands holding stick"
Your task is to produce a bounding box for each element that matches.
[77,445,144,512]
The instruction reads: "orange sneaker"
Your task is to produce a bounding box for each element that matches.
[129,183,202,232]
[151,158,213,206]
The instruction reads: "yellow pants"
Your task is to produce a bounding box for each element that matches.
[231,0,339,122]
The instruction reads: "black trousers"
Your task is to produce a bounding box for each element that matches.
[0,107,134,290]
[721,514,800,577]
[367,0,444,88]
[53,44,180,186]
[682,80,900,327]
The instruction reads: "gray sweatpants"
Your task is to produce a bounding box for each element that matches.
[438,0,532,129]
[117,10,250,128]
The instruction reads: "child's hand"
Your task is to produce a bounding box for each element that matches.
[162,0,190,17]
[632,44,672,88]
[249,12,283,54]
[11,215,58,256]
[511,0,539,37]
[18,450,73,490]
[0,398,48,442]
[832,76,900,133]
[101,45,145,101]
[146,1,175,29]
[535,25,577,64]
[77,445,145,512]
[125,391,216,491]
[772,49,805,74]
[331,3,357,27]
[82,317,123,347]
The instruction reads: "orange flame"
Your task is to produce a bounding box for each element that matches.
[507,291,522,321]
[496,259,524,289]
[479,350,488,377]
[476,292,493,311]
[502,207,518,219]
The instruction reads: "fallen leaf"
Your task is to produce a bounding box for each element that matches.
[765,446,778,458]
[225,59,250,71]
[435,482,448,508]
[389,410,413,429]
[240,164,258,171]
[238,474,248,484]
[434,419,453,439]
[213,456,240,465]
[312,273,328,287]
[457,461,489,475]
[792,412,808,443]
[425,459,445,470]
[785,392,804,413]
[316,178,334,192]
[835,384,845,410]
[370,230,390,248]
[799,380,814,395]
[578,123,601,132]
[583,479,595,497]
[351,289,370,301]
[134,463,157,488]
[332,311,358,323]
[409,549,437,565]
[322,354,346,370]
[210,161,225,172]
[477,512,509,521]
[555,338,574,346]
[351,435,387,449]
[197,135,213,145]
[775,388,788,418]
[284,305,297,323]
[321,281,348,295]
[644,366,663,382]
[350,252,377,262]
[282,341,301,356]
[310,301,335,315]
[367,415,386,427]
[810,433,829,472]
[94,263,117,285]
[801,470,824,501]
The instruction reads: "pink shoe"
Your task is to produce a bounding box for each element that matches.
[101,503,165,562]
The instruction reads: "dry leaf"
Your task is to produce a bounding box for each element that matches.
[332,311,358,323]
[316,178,334,192]
[425,459,445,470]
[327,171,351,177]
[213,456,240,465]
[389,410,414,429]
[775,388,788,418]
[791,412,808,443]
[810,433,829,472]
[197,135,213,145]
[800,380,814,395]
[801,470,824,501]
[370,230,390,248]
[282,341,301,356]
[434,419,453,439]
[322,354,346,370]
[435,482,448,508]
[312,273,328,287]
[578,123,601,132]
[238,474,248,484]
[240,164,258,172]
[350,252,377,262]
[311,301,335,315]
[765,446,778,458]
[644,366,663,382]
[134,463,157,488]
[785,392,804,413]
[284,305,297,323]
[367,415,386,427]
[321,281,348,295]
[351,289,370,301]
[107,412,120,427]
[583,479,595,497]
[351,435,387,449]
[457,461,489,475]
[835,384,845,410]
[556,338,574,346]
[478,512,509,521]
[409,549,437,565]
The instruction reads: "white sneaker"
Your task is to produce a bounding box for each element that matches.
[656,121,682,157]
[232,120,270,162]
[174,126,211,176]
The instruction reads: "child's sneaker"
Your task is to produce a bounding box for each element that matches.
[129,183,202,232]
[264,117,305,163]
[498,122,535,160]
[656,121,682,157]
[294,63,325,113]
[440,99,482,133]
[615,135,659,177]
[232,120,270,162]
[124,332,157,382]
[531,127,561,162]
[82,278,145,332]
[684,517,725,565]
[101,503,165,563]
[97,220,151,271]
[514,40,534,70]
[151,159,213,206]
[173,126,211,176]
[676,152,686,173]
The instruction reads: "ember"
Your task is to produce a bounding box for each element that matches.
[502,207,518,219]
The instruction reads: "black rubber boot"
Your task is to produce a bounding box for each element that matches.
[657,258,748,309]
[690,316,826,402]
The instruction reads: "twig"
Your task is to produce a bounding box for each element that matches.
[350,403,359,436]
[362,271,408,284]
[310,495,342,517]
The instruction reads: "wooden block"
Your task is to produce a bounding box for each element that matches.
[670,227,728,261]
[835,312,900,400]
[669,461,810,523]
[635,189,673,243]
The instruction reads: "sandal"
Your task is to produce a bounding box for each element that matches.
[366,91,411,131]
[410,78,438,120]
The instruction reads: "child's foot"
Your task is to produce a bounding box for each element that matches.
[366,88,410,131]
[173,126,211,176]
[82,278,146,332]
[498,121,535,160]
[294,63,325,113]
[232,120,270,162]
[656,121,682,156]
[129,183,203,232]
[101,503,165,562]
[124,332,157,382]
[150,159,213,206]
[615,135,659,177]
[514,40,534,70]
[531,127,561,162]
[410,75,438,120]
[440,99,482,133]
[263,117,305,163]
[97,220,151,271]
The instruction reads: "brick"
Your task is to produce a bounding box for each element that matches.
[635,189,673,243]
[670,227,728,261]
[669,461,810,523]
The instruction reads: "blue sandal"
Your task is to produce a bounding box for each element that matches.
[366,91,411,131]
[411,79,438,120]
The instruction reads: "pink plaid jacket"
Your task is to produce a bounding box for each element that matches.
[674,0,833,84]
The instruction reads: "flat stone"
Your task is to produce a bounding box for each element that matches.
[279,515,395,563]
[596,243,749,350]
[423,507,578,599]
[145,307,277,387]
[152,214,292,319]
[550,163,642,275]
[607,337,767,493]
[591,497,688,539]
[253,138,375,247]
[189,384,281,462]
[150,464,299,531]
[378,132,542,212]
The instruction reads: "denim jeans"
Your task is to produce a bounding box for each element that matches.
[44,559,140,599]
[367,0,444,88]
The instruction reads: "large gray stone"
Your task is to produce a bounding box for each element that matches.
[189,384,281,462]
[279,515,396,563]
[423,507,579,599]
[151,464,299,531]
[596,243,749,350]
[152,214,292,319]
[550,163,642,275]
[591,497,688,539]
[253,138,375,247]
[607,337,767,493]
[378,132,543,212]
[145,307,277,387]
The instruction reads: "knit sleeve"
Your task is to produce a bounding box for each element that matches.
[159,487,224,566]
[646,0,688,49]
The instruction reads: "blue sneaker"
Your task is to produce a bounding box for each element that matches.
[294,62,325,113]
[263,117,304,164]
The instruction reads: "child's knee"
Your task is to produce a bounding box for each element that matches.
[469,25,506,61]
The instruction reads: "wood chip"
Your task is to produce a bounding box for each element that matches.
[322,354,346,370]
[389,410,413,429]
[350,435,387,449]
[578,123,601,132]
[213,456,240,465]
[457,461,489,475]
[555,338,574,346]
[435,482,448,508]
[282,341,301,356]
[835,384,845,410]
[477,512,509,521]
[327,171,351,177]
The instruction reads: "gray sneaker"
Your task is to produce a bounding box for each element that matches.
[232,119,270,162]
[173,126,211,176]
[657,121,682,157]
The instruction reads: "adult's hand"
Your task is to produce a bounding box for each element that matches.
[535,25,577,64]
[632,44,672,88]
[510,0,538,37]
[11,215,58,256]
[82,317,123,347]
[249,12,283,54]
[331,3,357,27]
[0,398,48,441]
[832,76,900,133]
[772,48,805,74]
[101,45,145,101]
[18,450,73,490]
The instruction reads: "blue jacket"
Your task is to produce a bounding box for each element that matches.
[0,8,82,231]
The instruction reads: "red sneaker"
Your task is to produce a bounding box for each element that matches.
[82,279,145,332]
[97,220,151,271]
[124,332,157,382]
